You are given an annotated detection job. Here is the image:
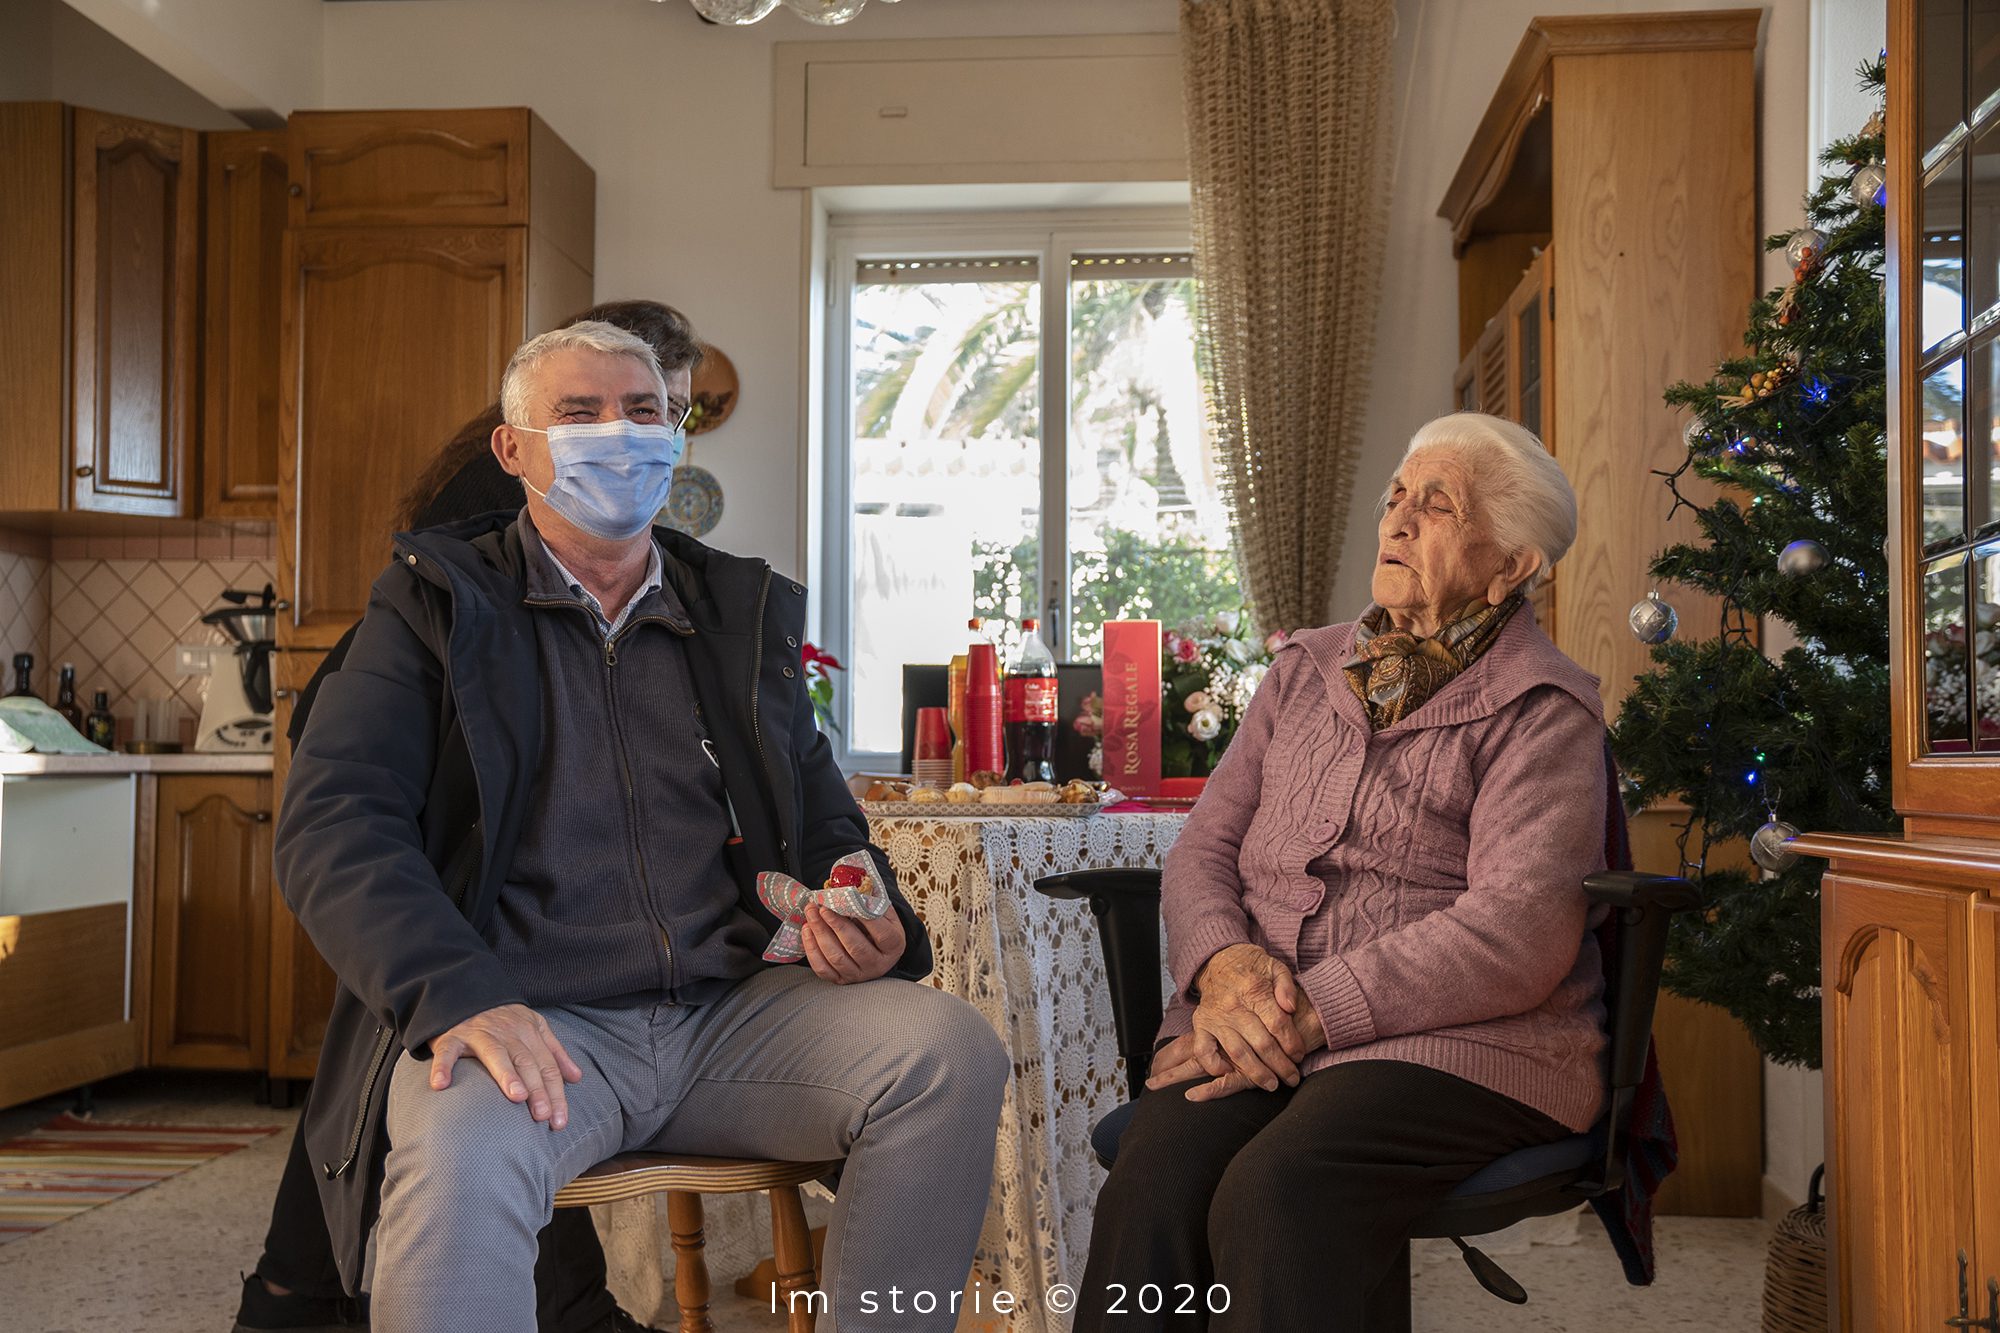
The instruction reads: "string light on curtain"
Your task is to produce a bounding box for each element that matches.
[682,0,898,23]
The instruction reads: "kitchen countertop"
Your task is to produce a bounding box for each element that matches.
[0,752,275,776]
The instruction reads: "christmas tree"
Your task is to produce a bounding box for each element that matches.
[1608,60,1891,1068]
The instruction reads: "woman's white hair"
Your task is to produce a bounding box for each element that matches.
[1381,412,1577,594]
[499,320,667,427]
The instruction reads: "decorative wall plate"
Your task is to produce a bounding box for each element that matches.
[687,345,738,436]
[661,463,724,537]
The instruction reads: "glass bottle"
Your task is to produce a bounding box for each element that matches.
[85,690,116,749]
[54,663,83,728]
[5,653,32,698]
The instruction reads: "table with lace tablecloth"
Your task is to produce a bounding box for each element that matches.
[595,810,1183,1329]
[868,810,1184,1330]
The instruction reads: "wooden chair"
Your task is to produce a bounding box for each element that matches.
[553,1153,841,1333]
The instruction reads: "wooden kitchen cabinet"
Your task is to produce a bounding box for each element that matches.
[149,775,273,1070]
[201,130,287,518]
[269,649,336,1086]
[71,109,200,517]
[0,103,198,517]
[275,108,593,651]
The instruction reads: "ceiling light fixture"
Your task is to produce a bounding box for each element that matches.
[683,0,898,24]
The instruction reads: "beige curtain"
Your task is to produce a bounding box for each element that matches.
[1182,0,1396,634]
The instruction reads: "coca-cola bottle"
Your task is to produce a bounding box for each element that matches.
[1003,618,1059,783]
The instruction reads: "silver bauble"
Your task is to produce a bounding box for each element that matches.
[1628,591,1679,645]
[1777,539,1830,576]
[1784,228,1826,267]
[1850,163,1887,208]
[1682,416,1712,451]
[1750,818,1802,872]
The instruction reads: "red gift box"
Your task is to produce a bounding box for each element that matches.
[1102,620,1162,796]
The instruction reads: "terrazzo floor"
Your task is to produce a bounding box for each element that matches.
[0,1070,1773,1332]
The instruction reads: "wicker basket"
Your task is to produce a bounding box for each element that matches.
[1762,1165,1829,1333]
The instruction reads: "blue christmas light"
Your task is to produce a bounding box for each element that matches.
[1747,770,1760,785]
[1802,377,1831,406]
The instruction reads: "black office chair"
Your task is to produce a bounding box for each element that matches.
[1033,865,1696,1326]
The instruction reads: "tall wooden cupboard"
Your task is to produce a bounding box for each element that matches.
[1791,1,2000,1327]
[1439,10,1766,1218]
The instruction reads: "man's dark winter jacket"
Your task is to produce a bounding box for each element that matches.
[275,512,929,1293]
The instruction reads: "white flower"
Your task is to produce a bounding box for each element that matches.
[1224,637,1253,664]
[1212,610,1240,635]
[1184,690,1211,714]
[1189,708,1223,742]
[1239,661,1269,693]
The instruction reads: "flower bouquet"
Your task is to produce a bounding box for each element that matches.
[802,641,843,735]
[1160,613,1284,778]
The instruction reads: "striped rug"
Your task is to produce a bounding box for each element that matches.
[0,1113,279,1244]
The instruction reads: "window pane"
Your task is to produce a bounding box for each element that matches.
[1922,0,1967,158]
[1925,551,1973,752]
[1924,150,1967,354]
[1924,358,1968,549]
[1517,294,1543,437]
[1064,263,1242,662]
[850,268,1040,754]
[1977,543,2000,746]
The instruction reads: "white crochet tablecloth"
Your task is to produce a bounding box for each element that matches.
[596,811,1184,1331]
[870,812,1184,1328]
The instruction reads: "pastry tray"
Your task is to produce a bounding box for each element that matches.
[861,799,1107,819]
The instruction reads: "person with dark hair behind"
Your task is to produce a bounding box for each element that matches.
[233,301,702,1333]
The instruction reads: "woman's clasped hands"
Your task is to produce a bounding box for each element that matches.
[1147,943,1326,1101]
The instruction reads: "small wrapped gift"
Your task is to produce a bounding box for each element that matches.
[757,850,892,963]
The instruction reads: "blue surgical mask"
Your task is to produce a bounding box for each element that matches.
[515,419,685,540]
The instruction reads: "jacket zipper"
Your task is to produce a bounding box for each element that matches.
[600,613,687,996]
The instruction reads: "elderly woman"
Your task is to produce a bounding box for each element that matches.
[1075,413,1609,1331]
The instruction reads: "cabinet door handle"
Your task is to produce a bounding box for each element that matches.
[273,687,297,701]
[288,183,302,197]
[274,599,292,611]
[74,464,93,478]
[254,811,272,823]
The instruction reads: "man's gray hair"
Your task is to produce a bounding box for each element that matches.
[1382,412,1577,594]
[499,320,667,427]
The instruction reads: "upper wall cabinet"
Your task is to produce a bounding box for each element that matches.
[202,130,288,518]
[0,103,199,518]
[772,36,1185,187]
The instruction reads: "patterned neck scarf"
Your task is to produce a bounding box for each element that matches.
[1341,593,1523,729]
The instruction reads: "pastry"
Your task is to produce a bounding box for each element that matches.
[1057,780,1098,804]
[906,785,944,803]
[945,782,981,804]
[863,780,905,802]
[968,770,1006,790]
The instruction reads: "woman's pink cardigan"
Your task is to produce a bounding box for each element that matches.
[1156,609,1612,1131]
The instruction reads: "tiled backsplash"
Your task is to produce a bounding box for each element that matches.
[1,522,275,744]
[0,532,53,682]
[51,557,278,737]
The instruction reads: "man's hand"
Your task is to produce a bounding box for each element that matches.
[1150,961,1327,1101]
[429,1004,584,1129]
[801,899,906,984]
[1185,943,1310,1092]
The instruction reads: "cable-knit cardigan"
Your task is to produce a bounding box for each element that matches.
[1156,607,1612,1131]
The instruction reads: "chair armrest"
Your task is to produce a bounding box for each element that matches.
[1033,868,1165,1097]
[1035,868,1165,902]
[1583,871,1700,913]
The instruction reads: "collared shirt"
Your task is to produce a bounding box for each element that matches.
[533,525,667,641]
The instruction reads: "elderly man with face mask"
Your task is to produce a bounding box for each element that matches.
[276,321,1010,1333]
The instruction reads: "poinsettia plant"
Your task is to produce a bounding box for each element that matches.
[1161,612,1285,778]
[801,641,843,735]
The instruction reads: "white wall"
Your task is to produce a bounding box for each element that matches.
[319,0,1179,577]
[58,0,322,123]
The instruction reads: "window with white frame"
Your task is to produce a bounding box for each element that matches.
[823,216,1243,765]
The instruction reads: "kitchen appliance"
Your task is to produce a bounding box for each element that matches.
[195,584,277,753]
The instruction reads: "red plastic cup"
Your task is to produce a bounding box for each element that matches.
[914,707,951,761]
